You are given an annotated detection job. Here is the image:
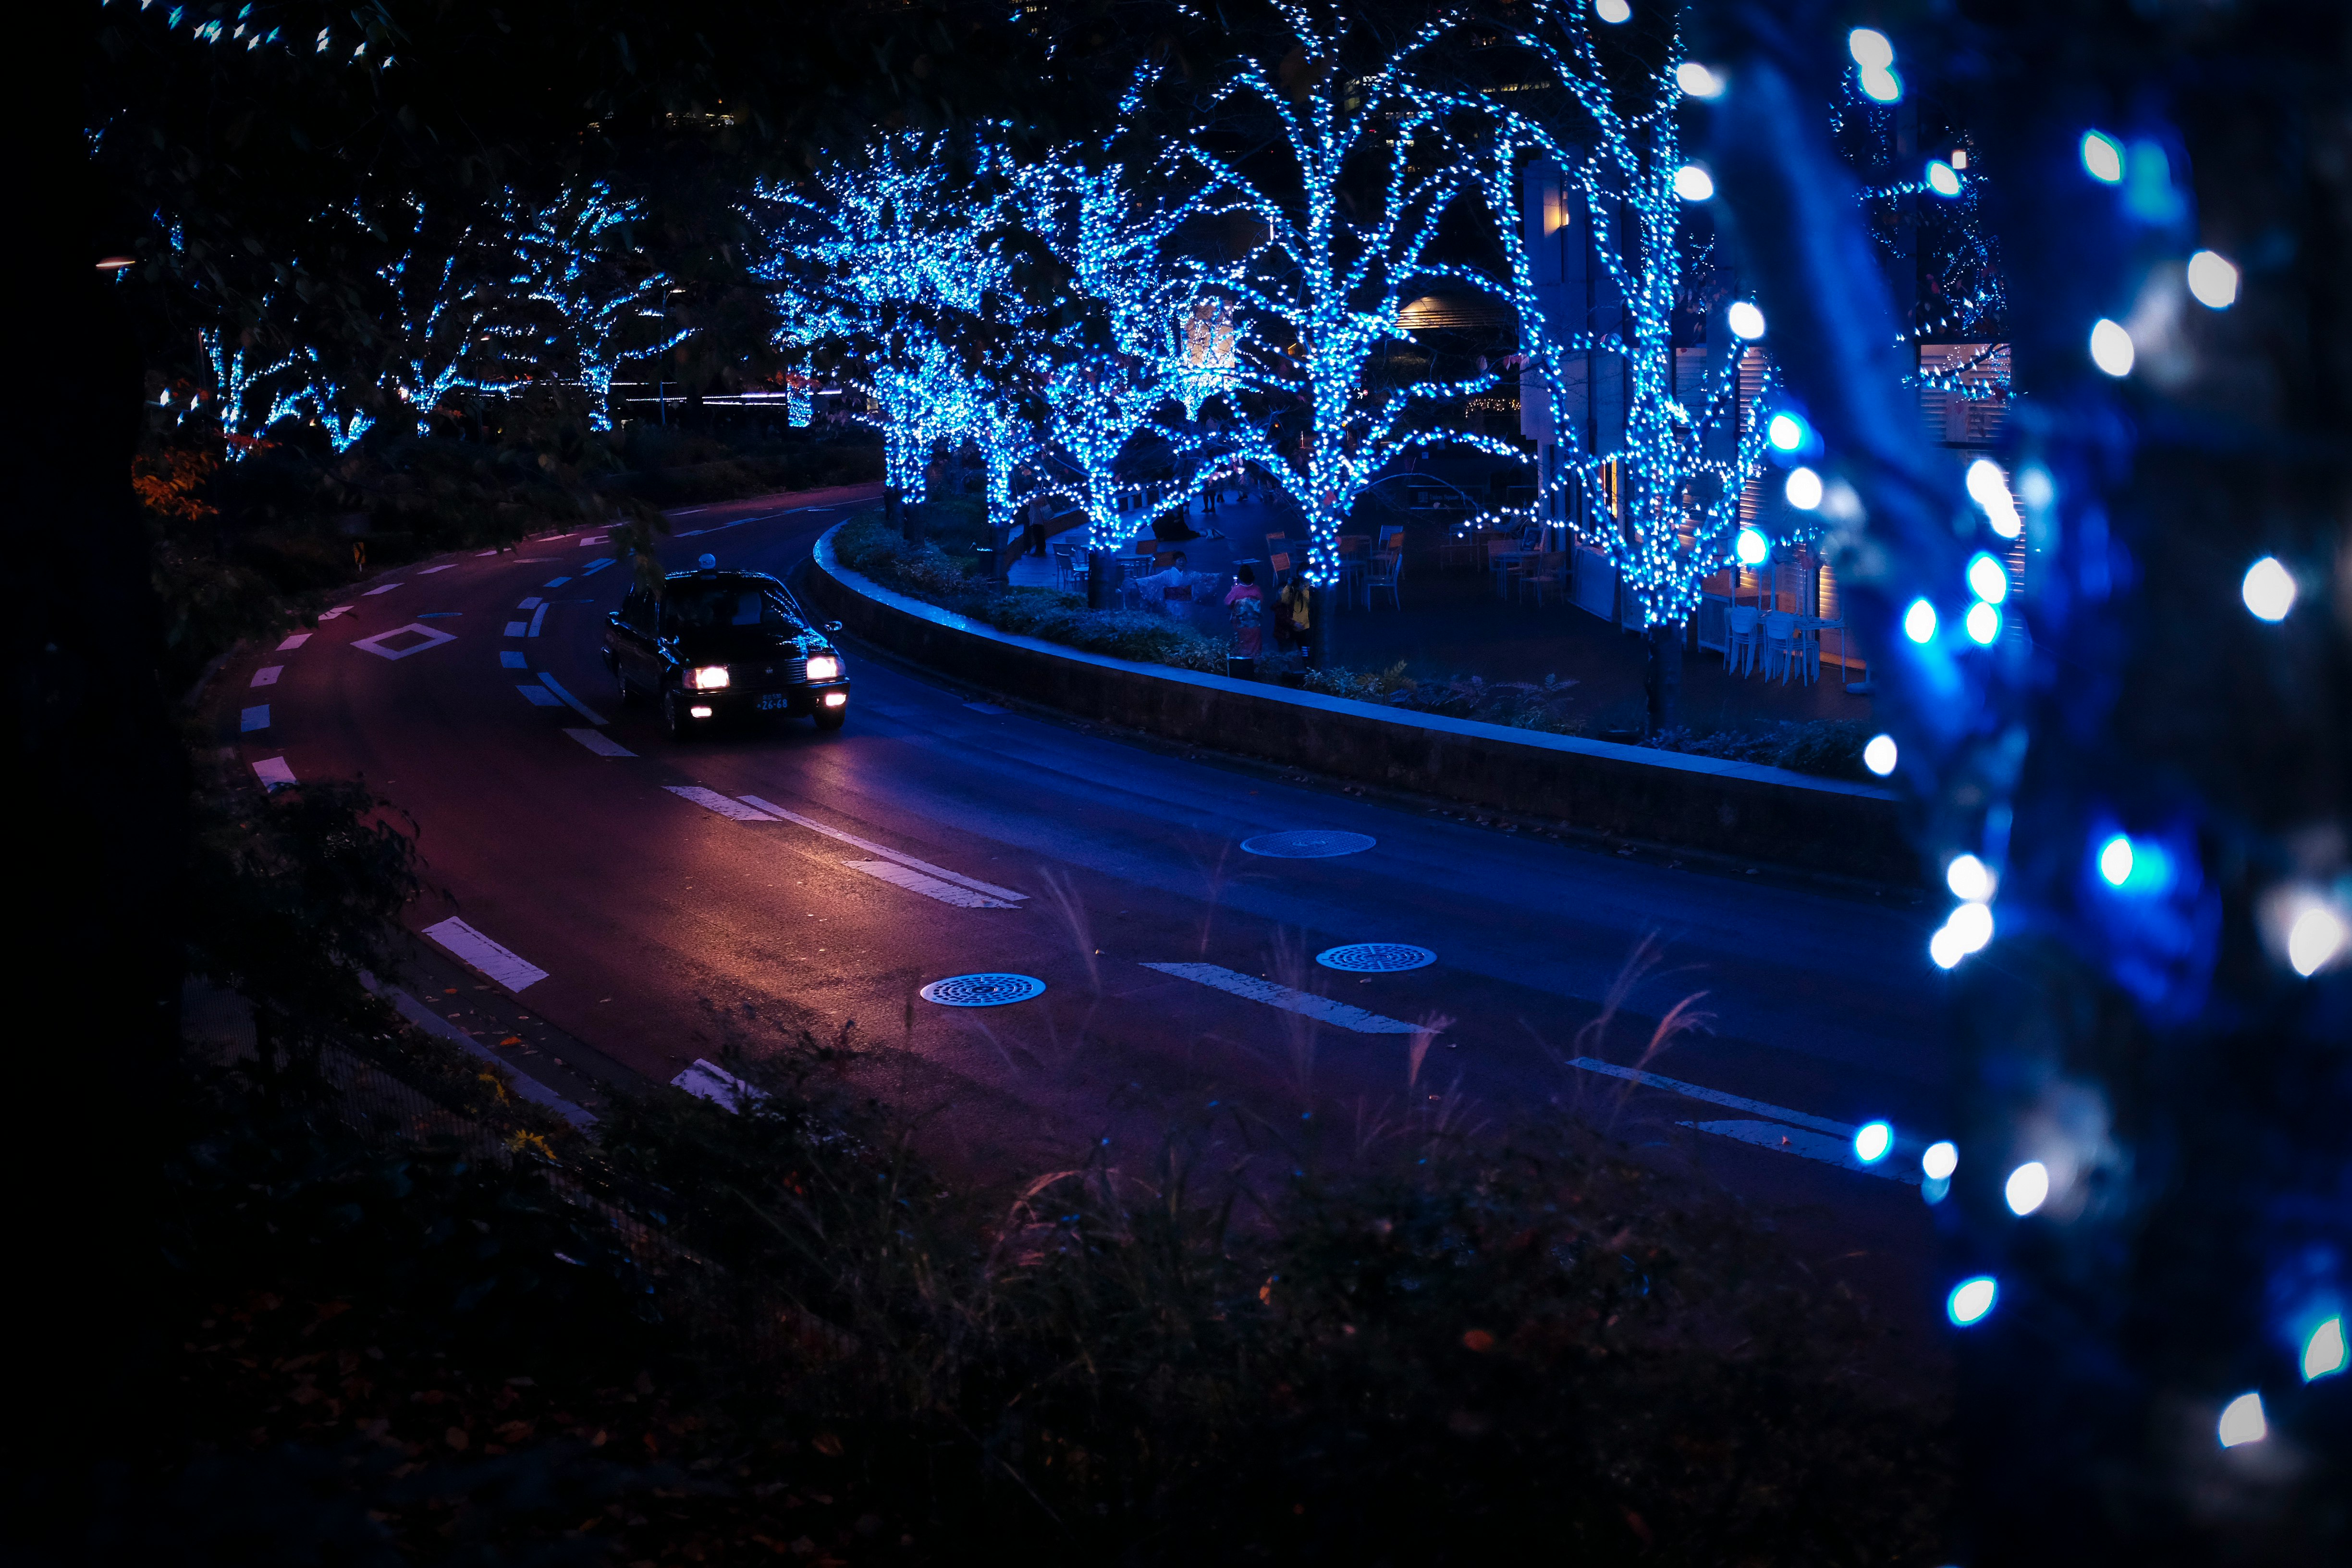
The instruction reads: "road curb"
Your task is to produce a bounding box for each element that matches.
[804,524,1920,883]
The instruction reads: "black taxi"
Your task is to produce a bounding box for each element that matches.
[603,564,851,738]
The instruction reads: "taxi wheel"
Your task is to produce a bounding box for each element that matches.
[662,687,692,741]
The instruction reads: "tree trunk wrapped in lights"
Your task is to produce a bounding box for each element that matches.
[1698,5,2350,1560]
[506,183,694,431]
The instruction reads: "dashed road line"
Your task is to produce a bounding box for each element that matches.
[500,651,527,669]
[421,916,549,992]
[527,604,549,637]
[317,605,355,621]
[252,666,283,687]
[362,582,401,596]
[579,557,614,576]
[505,621,529,637]
[579,537,606,548]
[518,596,543,609]
[735,794,1027,902]
[253,757,296,789]
[518,685,563,708]
[537,673,607,726]
[1565,1057,1854,1138]
[418,564,455,575]
[673,1058,761,1112]
[240,705,271,732]
[963,701,1010,715]
[666,786,780,823]
[1139,962,1429,1035]
[1680,1119,1921,1184]
[842,860,1021,908]
[564,728,635,758]
[276,632,311,651]
[543,576,571,589]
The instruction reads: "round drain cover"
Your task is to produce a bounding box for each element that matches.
[918,973,1047,1007]
[1316,943,1437,973]
[1240,830,1377,858]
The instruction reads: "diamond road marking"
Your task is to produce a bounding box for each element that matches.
[251,666,283,687]
[252,757,296,790]
[352,622,459,661]
[239,705,270,732]
[1139,963,1429,1035]
[275,632,312,651]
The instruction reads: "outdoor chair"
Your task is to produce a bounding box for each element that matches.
[1726,604,1762,676]
[1367,541,1405,609]
[1436,528,1480,571]
[1516,550,1567,607]
[1337,534,1370,606]
[1761,611,1801,683]
[1051,544,1077,589]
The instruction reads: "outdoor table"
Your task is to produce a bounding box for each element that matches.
[1793,615,1848,684]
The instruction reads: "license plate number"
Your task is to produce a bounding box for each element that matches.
[756,693,789,711]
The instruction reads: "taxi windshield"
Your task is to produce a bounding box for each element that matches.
[663,582,803,633]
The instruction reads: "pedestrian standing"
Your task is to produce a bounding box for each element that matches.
[1225,564,1264,659]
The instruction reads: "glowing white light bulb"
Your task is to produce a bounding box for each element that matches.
[1922,1141,1959,1181]
[1726,300,1766,339]
[1766,411,1806,451]
[2288,903,2346,978]
[1847,28,1895,70]
[1903,598,1938,643]
[1853,1121,1894,1164]
[1593,0,1631,23]
[2305,1317,2347,1381]
[1862,734,1898,776]
[2090,318,2136,377]
[2082,130,2125,184]
[1672,164,1715,202]
[1947,855,1994,903]
[1735,526,1769,566]
[1929,926,1967,970]
[1966,458,2023,539]
[1965,601,2001,644]
[1925,160,1962,197]
[1784,466,1824,510]
[1946,901,1994,954]
[2241,556,2296,621]
[2186,250,2239,309]
[1858,65,1902,103]
[2099,835,2136,887]
[2004,1161,2050,1216]
[1947,1276,1997,1326]
[1676,61,1725,99]
[1967,552,2010,605]
[2217,1392,2267,1448]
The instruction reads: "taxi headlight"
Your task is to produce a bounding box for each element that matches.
[805,654,841,682]
[685,664,730,690]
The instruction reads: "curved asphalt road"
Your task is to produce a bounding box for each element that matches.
[225,484,1953,1327]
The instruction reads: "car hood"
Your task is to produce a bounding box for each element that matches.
[664,626,832,663]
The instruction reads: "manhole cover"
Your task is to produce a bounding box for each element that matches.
[1240,830,1377,858]
[1316,943,1436,973]
[918,973,1047,1007]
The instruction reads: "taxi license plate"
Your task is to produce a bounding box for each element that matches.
[756,693,789,711]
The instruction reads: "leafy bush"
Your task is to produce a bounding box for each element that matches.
[1641,719,1873,780]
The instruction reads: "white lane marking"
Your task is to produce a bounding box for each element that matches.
[527,604,549,637]
[843,859,1020,908]
[673,1058,762,1113]
[666,785,781,822]
[1140,963,1427,1034]
[251,666,283,687]
[317,605,355,621]
[537,673,607,726]
[677,529,708,537]
[564,727,635,757]
[518,597,543,609]
[1566,1057,1855,1138]
[518,684,564,707]
[353,622,458,661]
[373,982,596,1127]
[240,705,271,732]
[276,632,312,651]
[543,576,572,589]
[418,564,455,575]
[579,557,614,576]
[422,916,549,992]
[580,537,606,548]
[476,549,500,556]
[504,621,529,637]
[963,701,1009,715]
[1681,1120,1921,1185]
[735,795,1028,901]
[253,757,297,789]
[500,650,527,669]
[362,583,401,596]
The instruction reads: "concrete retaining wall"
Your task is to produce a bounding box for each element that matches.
[806,527,1918,883]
